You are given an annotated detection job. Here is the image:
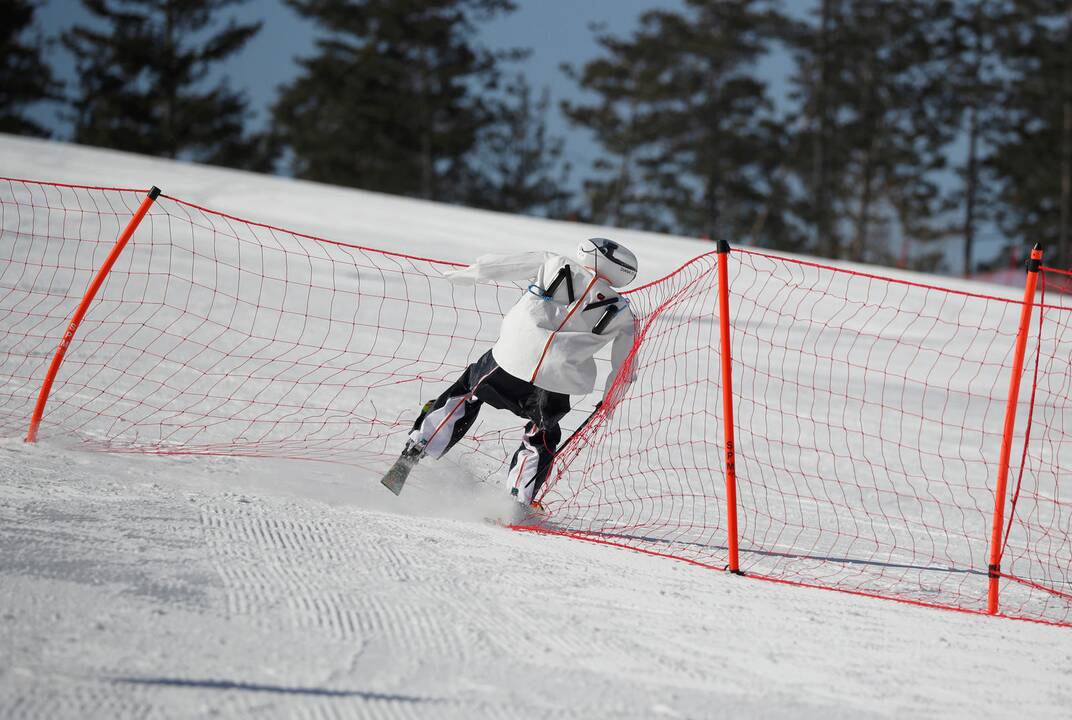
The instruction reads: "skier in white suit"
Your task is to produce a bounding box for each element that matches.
[381,238,639,507]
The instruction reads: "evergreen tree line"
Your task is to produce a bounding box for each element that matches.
[4,0,1072,272]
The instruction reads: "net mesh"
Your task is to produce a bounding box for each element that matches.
[997,266,1072,622]
[542,250,1072,626]
[2,178,1070,626]
[0,179,525,474]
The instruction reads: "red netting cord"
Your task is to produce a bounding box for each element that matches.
[1001,571,1072,604]
[540,245,1072,625]
[4,177,1072,628]
[0,178,524,476]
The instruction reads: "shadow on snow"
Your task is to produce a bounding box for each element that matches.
[112,676,441,703]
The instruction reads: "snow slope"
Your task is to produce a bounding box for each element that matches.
[1,134,1070,719]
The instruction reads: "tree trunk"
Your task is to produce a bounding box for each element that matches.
[1059,11,1072,267]
[706,164,721,241]
[964,103,979,276]
[164,0,177,159]
[609,100,639,227]
[420,127,433,200]
[850,45,879,264]
[814,0,835,257]
[707,76,723,240]
[418,48,434,200]
[851,141,875,263]
[1062,99,1071,267]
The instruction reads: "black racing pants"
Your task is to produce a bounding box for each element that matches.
[407,350,571,502]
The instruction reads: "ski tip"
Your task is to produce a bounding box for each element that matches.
[380,474,406,496]
[380,453,418,496]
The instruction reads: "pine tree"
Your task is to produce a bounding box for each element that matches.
[786,0,955,263]
[784,0,843,257]
[561,23,670,233]
[565,2,794,245]
[1,0,61,137]
[63,0,274,170]
[988,1,1072,268]
[470,74,571,217]
[944,0,1007,275]
[812,0,835,258]
[273,0,520,203]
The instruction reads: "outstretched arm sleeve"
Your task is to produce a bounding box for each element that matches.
[603,317,637,398]
[443,251,557,284]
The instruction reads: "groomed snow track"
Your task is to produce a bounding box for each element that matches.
[2,137,1071,718]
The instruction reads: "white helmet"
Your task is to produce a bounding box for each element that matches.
[577,238,638,288]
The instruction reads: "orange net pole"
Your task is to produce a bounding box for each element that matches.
[987,245,1043,614]
[25,186,160,443]
[717,241,741,574]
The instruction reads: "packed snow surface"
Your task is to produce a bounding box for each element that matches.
[1,135,1070,719]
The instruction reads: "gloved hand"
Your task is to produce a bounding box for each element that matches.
[442,266,477,284]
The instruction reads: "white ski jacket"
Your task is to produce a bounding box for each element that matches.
[445,252,637,396]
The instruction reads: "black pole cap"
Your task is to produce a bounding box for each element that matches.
[716,239,731,254]
[1026,243,1042,273]
[148,186,161,200]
